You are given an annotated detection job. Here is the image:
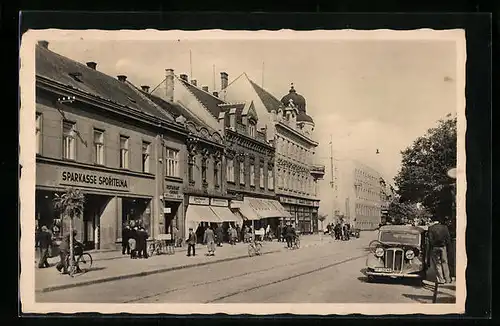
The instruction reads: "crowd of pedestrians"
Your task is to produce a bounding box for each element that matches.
[121,220,150,259]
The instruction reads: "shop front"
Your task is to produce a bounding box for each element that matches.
[231,197,290,235]
[161,182,184,238]
[36,161,155,250]
[279,196,319,234]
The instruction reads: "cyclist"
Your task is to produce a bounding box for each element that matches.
[56,229,84,274]
[284,223,295,249]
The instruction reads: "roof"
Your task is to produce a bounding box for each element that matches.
[379,225,426,234]
[247,78,284,112]
[297,112,314,123]
[178,78,225,118]
[141,90,216,132]
[35,45,174,122]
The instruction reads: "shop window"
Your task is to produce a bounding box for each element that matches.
[94,129,105,165]
[62,120,76,160]
[250,164,255,187]
[268,167,274,190]
[227,158,235,182]
[166,148,179,177]
[142,141,150,173]
[119,136,129,169]
[259,166,264,188]
[36,113,42,155]
[239,161,245,185]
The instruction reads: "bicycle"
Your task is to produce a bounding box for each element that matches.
[64,250,93,277]
[248,240,263,257]
[292,235,301,249]
[148,239,166,256]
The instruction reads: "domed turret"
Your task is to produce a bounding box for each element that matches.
[280,84,306,114]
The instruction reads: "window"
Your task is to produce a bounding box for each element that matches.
[239,161,245,185]
[214,161,220,186]
[62,121,76,160]
[142,142,150,173]
[227,158,235,182]
[249,123,256,137]
[268,168,274,190]
[259,166,264,188]
[94,129,105,165]
[166,148,179,177]
[35,113,42,154]
[201,157,207,183]
[250,164,255,186]
[119,136,129,168]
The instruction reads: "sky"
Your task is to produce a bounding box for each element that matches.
[46,37,458,216]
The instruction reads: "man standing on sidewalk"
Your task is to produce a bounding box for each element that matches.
[428,217,453,284]
[204,225,216,256]
[37,226,52,268]
[56,229,77,274]
[215,224,224,247]
[186,228,197,257]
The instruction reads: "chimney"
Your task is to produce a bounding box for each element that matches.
[117,75,127,82]
[86,62,97,70]
[180,74,188,82]
[38,40,49,49]
[220,72,228,90]
[202,85,209,92]
[165,69,174,102]
[213,91,219,97]
[191,79,197,86]
[141,85,150,93]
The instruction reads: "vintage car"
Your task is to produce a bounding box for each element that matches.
[365,224,429,281]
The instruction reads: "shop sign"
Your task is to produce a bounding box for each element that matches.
[297,199,312,206]
[230,200,244,209]
[280,197,297,204]
[211,198,229,207]
[164,184,183,200]
[163,207,171,214]
[189,196,210,205]
[59,170,129,191]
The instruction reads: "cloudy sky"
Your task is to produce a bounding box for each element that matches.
[46,36,458,215]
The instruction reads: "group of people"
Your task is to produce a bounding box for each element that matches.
[325,222,351,241]
[280,223,298,249]
[121,221,150,259]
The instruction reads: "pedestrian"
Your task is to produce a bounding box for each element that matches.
[136,226,149,259]
[122,223,131,255]
[276,225,282,242]
[204,225,216,256]
[227,225,234,245]
[56,229,78,274]
[215,224,224,247]
[230,226,238,245]
[428,217,453,284]
[186,228,197,257]
[36,226,52,268]
[235,224,241,243]
[128,227,138,259]
[285,223,294,249]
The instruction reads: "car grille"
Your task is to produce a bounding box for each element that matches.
[384,248,404,272]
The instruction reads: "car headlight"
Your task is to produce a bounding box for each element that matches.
[375,247,384,257]
[405,249,415,260]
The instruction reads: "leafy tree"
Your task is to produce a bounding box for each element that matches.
[53,188,85,275]
[317,214,327,231]
[394,116,456,221]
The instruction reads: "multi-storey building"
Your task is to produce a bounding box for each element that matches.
[220,74,325,233]
[332,159,384,230]
[34,42,188,249]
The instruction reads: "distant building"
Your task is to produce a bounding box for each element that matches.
[220,74,325,234]
[333,159,383,230]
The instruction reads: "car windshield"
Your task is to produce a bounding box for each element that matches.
[379,231,420,246]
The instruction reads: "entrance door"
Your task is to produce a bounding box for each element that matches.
[83,195,111,250]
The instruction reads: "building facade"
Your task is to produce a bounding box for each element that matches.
[34,42,188,250]
[332,159,384,230]
[220,74,325,234]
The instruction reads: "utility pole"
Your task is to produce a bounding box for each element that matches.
[329,134,335,224]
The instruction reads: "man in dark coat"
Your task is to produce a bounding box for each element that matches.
[428,217,452,284]
[37,226,52,268]
[136,226,149,259]
[186,228,197,257]
[122,223,131,255]
[56,229,78,274]
[284,223,295,248]
[215,224,224,247]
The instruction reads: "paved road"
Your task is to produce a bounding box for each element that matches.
[36,233,456,304]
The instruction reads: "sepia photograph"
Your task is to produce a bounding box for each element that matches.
[19,29,466,315]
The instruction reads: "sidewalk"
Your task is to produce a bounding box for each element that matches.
[35,234,325,293]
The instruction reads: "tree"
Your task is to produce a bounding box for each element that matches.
[394,116,456,221]
[317,214,327,231]
[53,188,85,275]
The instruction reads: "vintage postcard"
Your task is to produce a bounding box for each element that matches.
[19,28,466,315]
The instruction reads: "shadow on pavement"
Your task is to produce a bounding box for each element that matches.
[71,266,107,278]
[402,293,456,304]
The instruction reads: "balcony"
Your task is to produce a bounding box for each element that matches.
[310,164,325,180]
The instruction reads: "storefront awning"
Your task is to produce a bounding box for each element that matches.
[264,199,292,218]
[186,204,223,223]
[238,202,261,221]
[244,197,287,218]
[210,206,243,224]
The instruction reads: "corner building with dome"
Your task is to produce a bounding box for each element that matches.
[220,73,325,234]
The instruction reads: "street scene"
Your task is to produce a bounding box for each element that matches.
[23,30,462,309]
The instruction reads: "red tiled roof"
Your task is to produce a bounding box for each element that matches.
[248,78,284,112]
[179,78,225,118]
[35,45,174,122]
